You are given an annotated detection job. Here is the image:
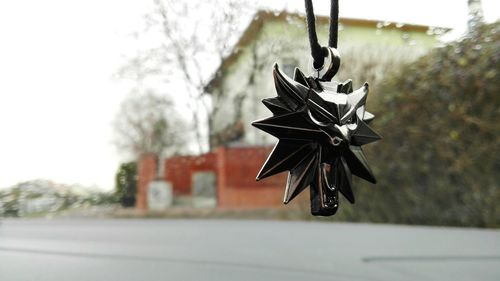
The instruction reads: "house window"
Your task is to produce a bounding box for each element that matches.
[281,58,298,77]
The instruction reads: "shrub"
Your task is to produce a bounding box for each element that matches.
[333,22,500,227]
[115,162,138,207]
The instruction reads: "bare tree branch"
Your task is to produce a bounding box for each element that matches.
[113,89,188,160]
[118,0,252,154]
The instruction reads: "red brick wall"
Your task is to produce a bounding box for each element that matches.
[138,146,289,209]
[215,147,286,208]
[164,153,217,196]
[136,154,157,210]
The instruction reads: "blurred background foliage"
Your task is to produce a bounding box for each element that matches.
[115,162,138,207]
[330,22,499,227]
[0,179,116,217]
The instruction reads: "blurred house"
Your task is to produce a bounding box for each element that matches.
[206,10,443,148]
[136,10,446,210]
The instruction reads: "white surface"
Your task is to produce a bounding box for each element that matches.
[147,181,173,211]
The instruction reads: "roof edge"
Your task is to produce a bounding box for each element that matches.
[204,10,450,93]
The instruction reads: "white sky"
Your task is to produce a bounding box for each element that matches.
[0,0,498,190]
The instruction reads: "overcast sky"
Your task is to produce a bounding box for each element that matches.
[0,0,498,190]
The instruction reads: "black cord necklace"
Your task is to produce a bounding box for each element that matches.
[305,0,338,69]
[252,0,381,216]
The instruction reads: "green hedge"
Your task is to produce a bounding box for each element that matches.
[115,162,138,207]
[331,23,499,227]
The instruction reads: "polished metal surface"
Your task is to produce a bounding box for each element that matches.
[309,47,341,81]
[252,63,381,216]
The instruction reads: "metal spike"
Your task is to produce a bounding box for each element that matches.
[257,140,315,181]
[351,120,382,146]
[336,157,354,203]
[262,97,291,115]
[344,146,377,184]
[284,153,318,204]
[363,111,375,123]
[293,67,310,87]
[273,63,308,110]
[252,112,326,141]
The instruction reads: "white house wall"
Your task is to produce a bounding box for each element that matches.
[211,14,439,148]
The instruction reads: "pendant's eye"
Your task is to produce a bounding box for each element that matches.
[308,108,333,126]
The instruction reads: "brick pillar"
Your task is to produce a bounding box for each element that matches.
[136,154,157,210]
[215,147,226,207]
